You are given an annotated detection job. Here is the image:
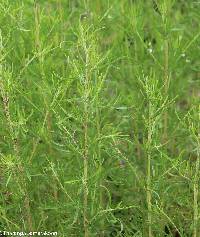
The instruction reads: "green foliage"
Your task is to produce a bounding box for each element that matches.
[0,0,199,236]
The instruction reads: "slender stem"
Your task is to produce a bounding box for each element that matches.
[47,111,58,200]
[34,2,44,78]
[57,0,65,76]
[83,101,89,237]
[193,162,199,237]
[147,153,152,237]
[83,28,89,237]
[193,108,200,237]
[96,100,105,237]
[147,102,153,237]
[163,39,169,143]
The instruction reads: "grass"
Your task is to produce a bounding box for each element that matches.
[0,0,200,236]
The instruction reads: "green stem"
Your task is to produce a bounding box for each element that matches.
[83,27,89,237]
[193,108,200,237]
[147,113,153,237]
[163,39,169,143]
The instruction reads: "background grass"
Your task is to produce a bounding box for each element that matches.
[0,0,199,236]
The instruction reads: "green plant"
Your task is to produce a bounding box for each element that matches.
[0,1,199,236]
